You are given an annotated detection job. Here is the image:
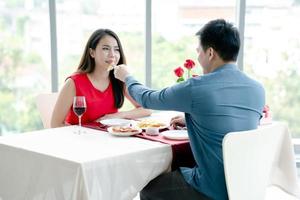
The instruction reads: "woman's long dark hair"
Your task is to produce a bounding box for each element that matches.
[77,29,126,109]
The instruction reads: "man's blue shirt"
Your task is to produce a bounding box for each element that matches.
[125,64,265,200]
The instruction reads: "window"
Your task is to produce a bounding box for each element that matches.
[56,0,145,86]
[2,0,300,140]
[0,0,50,135]
[244,0,300,137]
[152,0,236,89]
[55,0,145,111]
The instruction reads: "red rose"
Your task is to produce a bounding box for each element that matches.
[174,67,184,77]
[173,59,197,82]
[263,105,270,118]
[184,59,195,69]
[263,105,270,112]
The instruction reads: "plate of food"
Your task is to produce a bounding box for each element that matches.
[161,130,189,140]
[107,126,142,136]
[137,119,168,130]
[100,118,132,127]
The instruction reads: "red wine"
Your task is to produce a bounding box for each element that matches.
[73,107,86,116]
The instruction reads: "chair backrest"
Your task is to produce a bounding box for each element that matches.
[222,123,299,200]
[35,93,58,129]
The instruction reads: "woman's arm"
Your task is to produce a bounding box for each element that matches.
[123,89,152,118]
[50,79,75,128]
[100,88,152,120]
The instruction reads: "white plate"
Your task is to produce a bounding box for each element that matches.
[107,127,142,137]
[161,130,189,140]
[100,118,132,127]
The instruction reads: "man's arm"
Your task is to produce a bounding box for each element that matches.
[125,75,192,113]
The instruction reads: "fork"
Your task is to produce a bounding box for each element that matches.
[174,125,187,130]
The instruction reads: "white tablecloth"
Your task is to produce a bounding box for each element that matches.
[0,126,172,200]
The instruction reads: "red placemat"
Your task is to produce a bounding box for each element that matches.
[134,132,188,145]
[83,122,108,132]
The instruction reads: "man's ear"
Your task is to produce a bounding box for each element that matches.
[89,48,95,58]
[208,47,214,60]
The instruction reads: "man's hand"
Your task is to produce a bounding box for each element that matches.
[113,64,131,82]
[170,115,186,129]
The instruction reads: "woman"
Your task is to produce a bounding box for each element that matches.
[51,29,151,127]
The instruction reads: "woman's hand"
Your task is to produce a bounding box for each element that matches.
[170,115,186,129]
[97,113,125,121]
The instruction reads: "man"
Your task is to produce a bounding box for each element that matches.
[114,19,265,200]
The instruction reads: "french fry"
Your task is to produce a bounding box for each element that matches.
[107,65,115,71]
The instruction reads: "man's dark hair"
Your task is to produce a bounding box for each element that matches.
[196,19,240,61]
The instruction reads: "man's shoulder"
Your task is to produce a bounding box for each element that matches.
[241,72,264,87]
[190,68,263,89]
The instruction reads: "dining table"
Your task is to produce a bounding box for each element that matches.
[0,111,193,200]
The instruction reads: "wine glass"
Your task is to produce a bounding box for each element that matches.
[73,96,86,134]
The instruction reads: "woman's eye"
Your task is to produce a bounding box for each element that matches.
[102,47,110,51]
[114,48,120,52]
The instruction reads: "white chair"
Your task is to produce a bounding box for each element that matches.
[35,93,58,129]
[222,123,300,200]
